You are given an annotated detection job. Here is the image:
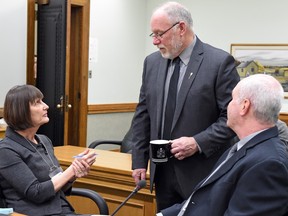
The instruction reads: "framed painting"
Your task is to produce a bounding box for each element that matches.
[230,44,288,95]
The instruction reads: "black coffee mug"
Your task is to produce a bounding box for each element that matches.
[150,140,171,164]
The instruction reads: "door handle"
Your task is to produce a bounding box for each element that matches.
[57,95,72,111]
[56,96,64,110]
[65,95,72,111]
[66,103,72,109]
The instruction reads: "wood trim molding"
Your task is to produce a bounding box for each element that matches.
[2,104,287,122]
[88,103,137,114]
[0,108,3,118]
[279,112,288,125]
[0,103,135,117]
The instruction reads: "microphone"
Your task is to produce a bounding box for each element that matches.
[111,180,146,216]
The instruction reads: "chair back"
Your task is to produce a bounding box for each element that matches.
[120,127,133,153]
[88,127,133,153]
[71,188,109,215]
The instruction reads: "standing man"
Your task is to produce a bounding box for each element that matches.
[159,74,288,216]
[131,1,240,211]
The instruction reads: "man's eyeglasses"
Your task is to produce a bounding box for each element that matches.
[149,22,180,39]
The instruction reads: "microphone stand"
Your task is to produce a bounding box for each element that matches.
[111,188,138,216]
[111,180,146,216]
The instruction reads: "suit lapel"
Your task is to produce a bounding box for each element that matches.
[172,40,204,130]
[197,126,279,189]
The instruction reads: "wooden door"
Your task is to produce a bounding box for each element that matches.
[65,0,90,147]
[26,0,89,147]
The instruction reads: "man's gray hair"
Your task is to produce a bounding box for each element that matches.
[237,74,284,124]
[155,2,193,30]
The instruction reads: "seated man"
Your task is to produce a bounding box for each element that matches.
[277,119,288,147]
[158,74,288,216]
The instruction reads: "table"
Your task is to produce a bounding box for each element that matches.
[0,127,5,139]
[279,112,288,125]
[54,146,156,216]
[12,213,26,216]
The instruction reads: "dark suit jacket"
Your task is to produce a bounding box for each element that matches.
[131,37,240,195]
[161,126,288,216]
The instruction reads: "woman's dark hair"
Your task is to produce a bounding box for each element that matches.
[4,85,43,130]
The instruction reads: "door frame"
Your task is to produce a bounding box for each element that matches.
[26,0,89,147]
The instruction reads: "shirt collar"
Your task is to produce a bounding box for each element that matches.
[178,35,197,65]
[237,128,268,150]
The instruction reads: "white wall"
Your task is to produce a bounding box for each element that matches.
[1,0,288,144]
[88,0,288,103]
[0,0,27,106]
[2,0,288,106]
[87,0,288,145]
[145,0,288,55]
[88,0,147,104]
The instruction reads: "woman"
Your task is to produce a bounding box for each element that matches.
[0,85,97,215]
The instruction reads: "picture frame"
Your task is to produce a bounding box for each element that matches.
[230,44,288,96]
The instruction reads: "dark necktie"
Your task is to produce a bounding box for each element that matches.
[163,57,181,140]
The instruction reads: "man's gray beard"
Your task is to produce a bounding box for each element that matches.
[161,36,183,59]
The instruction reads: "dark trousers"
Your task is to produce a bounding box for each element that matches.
[154,160,186,212]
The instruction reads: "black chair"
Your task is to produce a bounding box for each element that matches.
[0,187,109,215]
[70,187,109,215]
[88,127,133,153]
